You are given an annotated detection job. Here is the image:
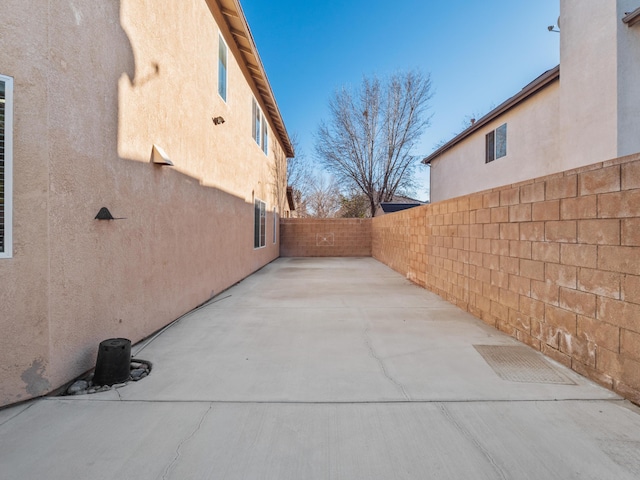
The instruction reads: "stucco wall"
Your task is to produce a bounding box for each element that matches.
[280,219,372,257]
[617,1,640,157]
[429,82,560,203]
[432,0,640,204]
[373,153,640,404]
[0,0,287,406]
[559,0,620,168]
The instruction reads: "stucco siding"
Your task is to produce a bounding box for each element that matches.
[617,0,640,157]
[430,83,560,203]
[0,0,54,405]
[0,0,287,406]
[559,0,619,168]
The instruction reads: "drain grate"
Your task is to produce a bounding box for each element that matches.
[474,345,575,384]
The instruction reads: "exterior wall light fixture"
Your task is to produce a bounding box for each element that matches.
[151,144,173,166]
[212,116,225,125]
[94,207,126,220]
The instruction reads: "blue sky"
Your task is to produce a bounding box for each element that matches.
[241,0,560,201]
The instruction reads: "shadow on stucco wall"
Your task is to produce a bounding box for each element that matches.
[0,0,281,407]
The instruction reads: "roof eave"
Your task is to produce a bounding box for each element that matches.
[213,0,294,158]
[623,7,640,27]
[422,65,560,165]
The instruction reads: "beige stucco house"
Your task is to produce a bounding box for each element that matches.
[0,0,293,407]
[424,0,640,203]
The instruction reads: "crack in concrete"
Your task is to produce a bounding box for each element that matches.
[438,404,508,480]
[161,403,214,480]
[363,324,410,401]
[0,403,36,427]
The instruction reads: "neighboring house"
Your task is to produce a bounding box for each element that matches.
[424,0,640,203]
[0,0,293,407]
[375,195,427,216]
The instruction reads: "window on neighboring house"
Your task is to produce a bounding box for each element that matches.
[0,75,13,258]
[254,199,266,248]
[218,34,227,101]
[272,207,277,243]
[251,98,269,155]
[486,123,507,163]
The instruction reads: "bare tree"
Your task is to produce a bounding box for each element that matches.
[433,106,496,150]
[306,174,341,218]
[286,134,313,217]
[271,139,289,214]
[315,70,432,217]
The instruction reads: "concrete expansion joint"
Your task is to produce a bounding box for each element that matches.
[362,322,411,401]
[40,398,631,406]
[438,403,509,480]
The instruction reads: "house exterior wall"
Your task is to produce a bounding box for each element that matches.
[280,219,372,257]
[430,83,560,202]
[618,1,640,157]
[373,153,640,404]
[0,0,288,406]
[430,0,640,204]
[559,0,619,168]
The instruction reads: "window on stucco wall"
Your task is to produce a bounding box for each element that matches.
[272,207,277,243]
[252,98,268,155]
[254,199,266,249]
[218,34,228,102]
[0,74,13,258]
[486,123,507,163]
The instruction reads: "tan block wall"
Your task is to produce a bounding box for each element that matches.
[373,153,640,404]
[280,219,372,257]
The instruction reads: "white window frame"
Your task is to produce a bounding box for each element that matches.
[486,123,507,163]
[272,207,277,244]
[262,117,269,155]
[0,74,13,259]
[252,98,260,145]
[251,97,269,156]
[218,33,228,102]
[254,198,266,249]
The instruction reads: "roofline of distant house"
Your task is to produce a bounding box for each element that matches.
[422,65,560,165]
[623,7,640,27]
[213,0,294,157]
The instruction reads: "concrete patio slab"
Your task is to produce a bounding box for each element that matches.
[1,257,639,479]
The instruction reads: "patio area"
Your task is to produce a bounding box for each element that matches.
[1,257,639,479]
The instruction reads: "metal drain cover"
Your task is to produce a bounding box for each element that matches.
[474,345,575,384]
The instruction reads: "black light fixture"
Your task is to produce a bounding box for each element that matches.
[212,116,225,125]
[95,207,115,220]
[95,207,126,220]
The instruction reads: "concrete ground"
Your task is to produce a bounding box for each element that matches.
[1,257,640,479]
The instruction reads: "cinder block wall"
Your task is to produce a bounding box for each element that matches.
[373,153,640,403]
[280,218,372,257]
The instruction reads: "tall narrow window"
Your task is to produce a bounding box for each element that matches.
[0,75,13,258]
[252,98,262,146]
[272,207,277,243]
[262,119,268,155]
[485,131,495,163]
[254,199,266,248]
[486,123,507,163]
[251,97,268,155]
[218,34,227,101]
